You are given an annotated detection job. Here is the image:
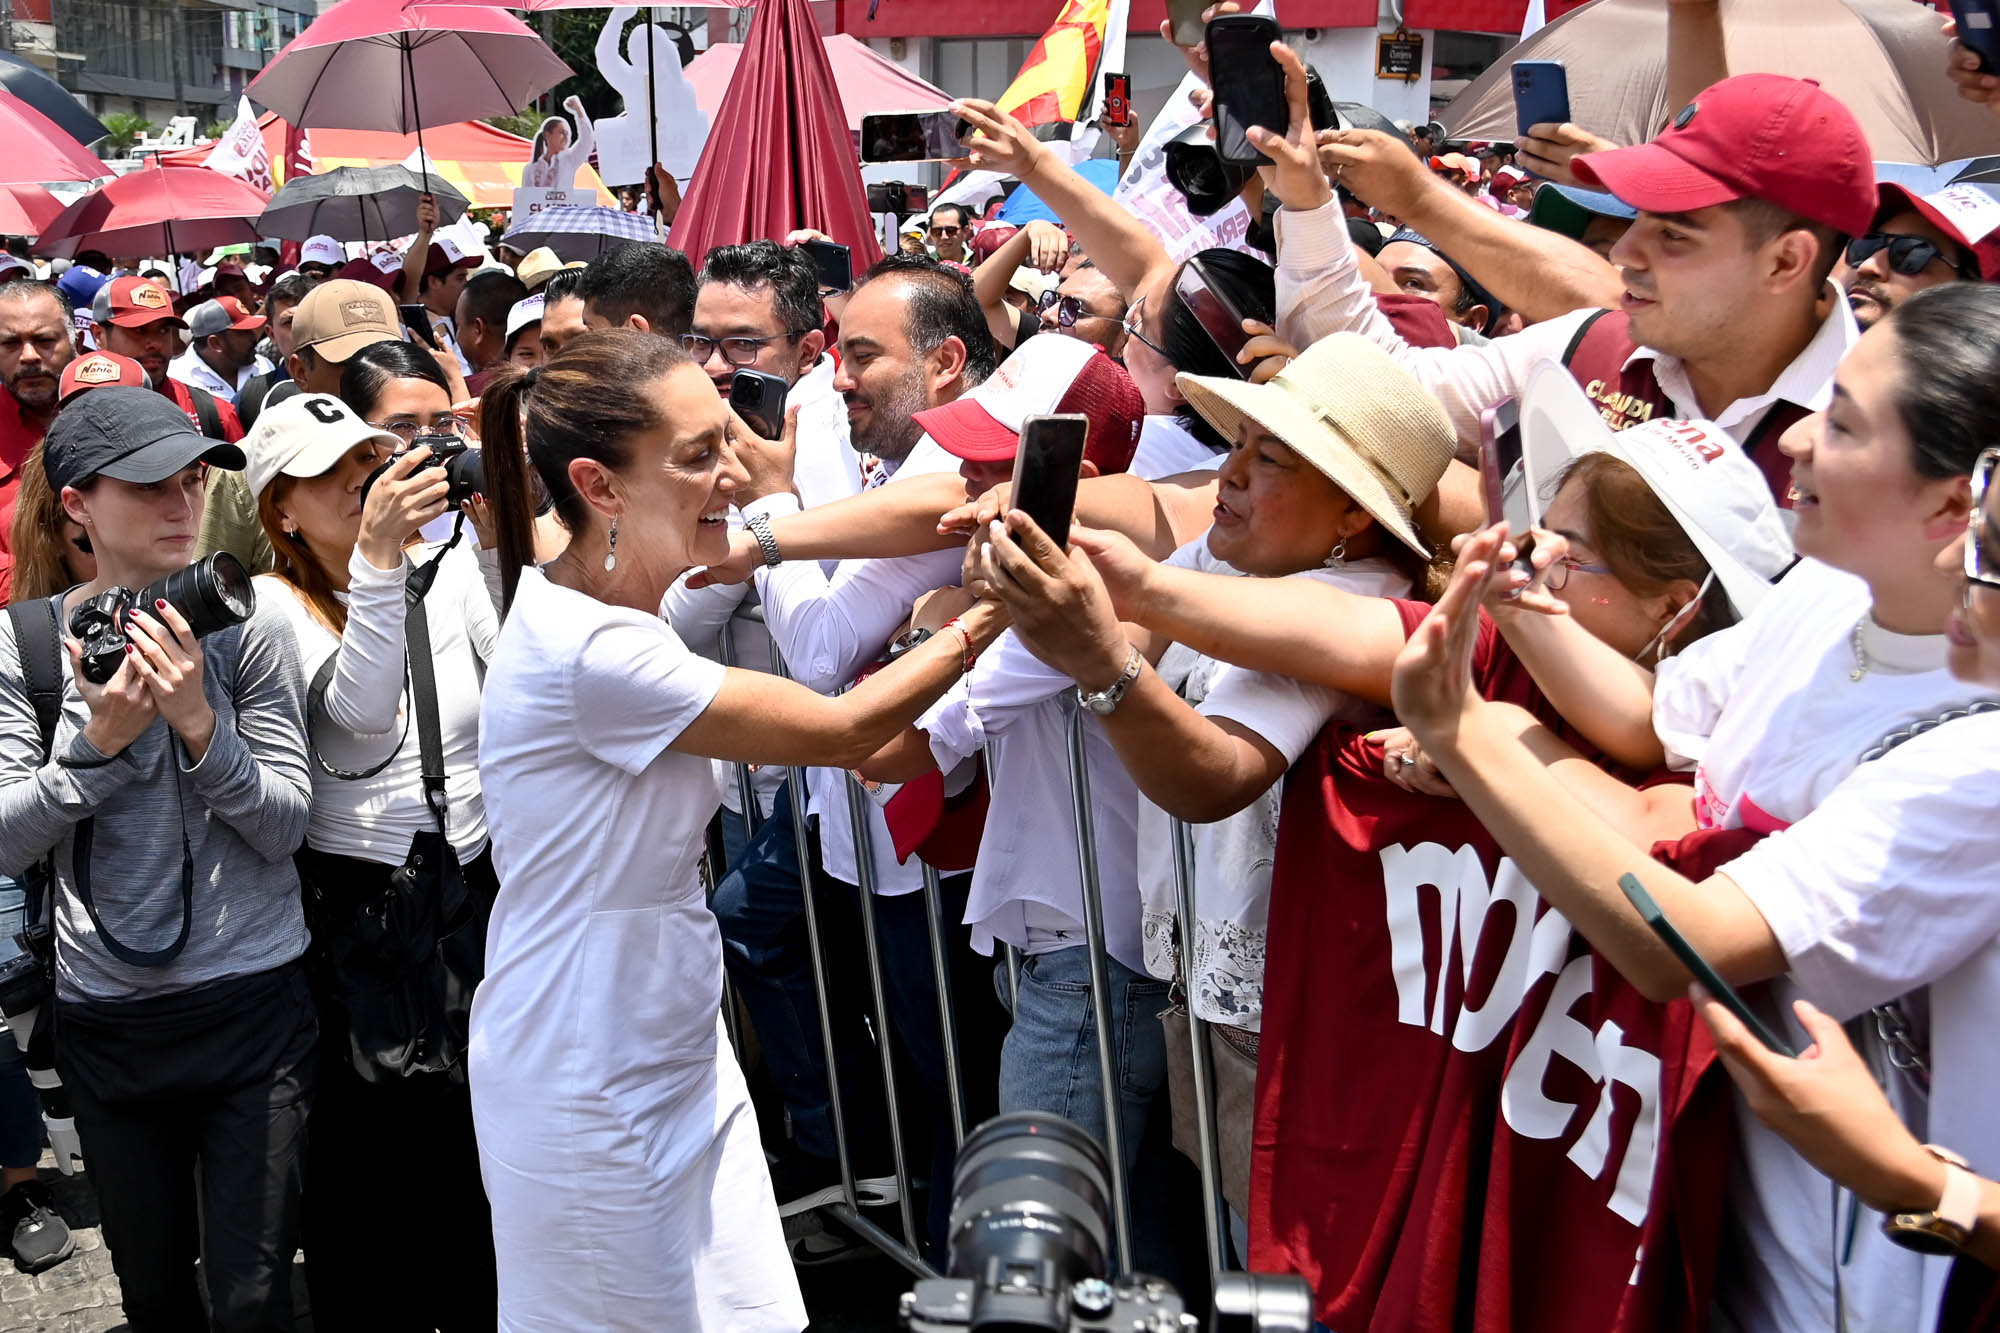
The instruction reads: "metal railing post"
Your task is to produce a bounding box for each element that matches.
[717,615,764,836]
[920,862,969,1149]
[1171,815,1228,1276]
[1063,705,1134,1275]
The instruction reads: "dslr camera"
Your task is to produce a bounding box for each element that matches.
[361,432,485,510]
[900,1112,1313,1333]
[69,551,255,685]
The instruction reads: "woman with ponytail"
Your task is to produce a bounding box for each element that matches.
[469,330,1009,1332]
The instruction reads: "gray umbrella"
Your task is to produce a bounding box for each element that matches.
[257,165,469,246]
[1330,101,1410,149]
[0,51,109,148]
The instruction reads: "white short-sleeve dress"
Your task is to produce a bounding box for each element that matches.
[471,567,804,1332]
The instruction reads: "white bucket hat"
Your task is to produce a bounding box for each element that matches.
[1518,360,1795,618]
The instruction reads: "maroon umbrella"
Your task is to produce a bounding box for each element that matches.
[36,164,270,260]
[0,184,65,239]
[0,88,109,187]
[668,0,882,272]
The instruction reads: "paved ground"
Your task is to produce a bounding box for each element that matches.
[0,1151,907,1332]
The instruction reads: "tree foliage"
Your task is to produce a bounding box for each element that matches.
[100,111,154,157]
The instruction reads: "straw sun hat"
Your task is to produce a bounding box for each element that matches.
[1174,332,1458,558]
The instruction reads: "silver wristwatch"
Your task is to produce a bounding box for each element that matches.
[1076,646,1143,716]
[745,512,783,568]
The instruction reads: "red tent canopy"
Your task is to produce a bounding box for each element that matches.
[683,34,951,132]
[670,0,882,273]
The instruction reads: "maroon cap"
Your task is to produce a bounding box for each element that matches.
[1874,182,2000,281]
[59,351,148,404]
[335,255,400,294]
[915,336,1144,474]
[968,225,1020,263]
[101,276,185,329]
[1571,74,1874,238]
[423,237,478,278]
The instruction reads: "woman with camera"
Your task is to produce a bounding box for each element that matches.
[0,387,314,1331]
[472,330,1009,1331]
[245,381,499,1327]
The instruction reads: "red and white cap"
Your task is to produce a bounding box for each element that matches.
[1872,181,2000,281]
[423,235,478,277]
[914,335,1145,474]
[58,350,147,404]
[99,276,183,328]
[1571,74,1874,238]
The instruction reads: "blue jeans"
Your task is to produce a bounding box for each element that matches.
[0,880,42,1171]
[994,946,1169,1181]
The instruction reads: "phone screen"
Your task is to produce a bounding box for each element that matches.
[800,239,852,293]
[398,303,439,350]
[1207,17,1286,165]
[730,370,789,440]
[1175,258,1250,376]
[860,111,968,163]
[1952,0,2000,72]
[1620,873,1797,1057]
[1011,415,1090,550]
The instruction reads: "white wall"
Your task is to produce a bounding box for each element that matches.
[1289,24,1436,127]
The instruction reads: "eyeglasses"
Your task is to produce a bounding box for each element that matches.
[929,224,963,237]
[1544,556,1614,591]
[368,415,465,444]
[678,331,801,367]
[1037,288,1119,328]
[1844,232,1976,281]
[1122,295,1170,361]
[1965,448,2000,600]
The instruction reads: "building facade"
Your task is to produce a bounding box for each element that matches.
[32,0,316,128]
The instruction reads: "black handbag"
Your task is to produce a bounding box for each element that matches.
[300,567,490,1084]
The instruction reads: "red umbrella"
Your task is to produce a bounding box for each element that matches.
[0,88,109,186]
[36,164,271,260]
[0,184,65,238]
[669,0,882,273]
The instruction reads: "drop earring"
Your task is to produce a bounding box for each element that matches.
[604,517,619,572]
[1323,538,1349,569]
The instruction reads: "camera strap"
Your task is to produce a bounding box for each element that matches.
[8,598,65,952]
[402,576,448,836]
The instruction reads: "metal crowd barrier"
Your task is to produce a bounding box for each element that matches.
[710,609,1235,1281]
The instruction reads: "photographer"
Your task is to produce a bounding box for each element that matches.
[245,390,498,1326]
[0,388,314,1330]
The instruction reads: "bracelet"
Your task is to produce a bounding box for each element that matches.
[745,512,783,568]
[940,615,977,675]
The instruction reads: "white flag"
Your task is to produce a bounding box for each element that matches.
[1521,0,1548,41]
[205,96,272,194]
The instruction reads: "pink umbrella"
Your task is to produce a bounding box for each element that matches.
[247,0,572,192]
[0,184,66,238]
[0,88,109,187]
[36,164,271,260]
[685,35,951,133]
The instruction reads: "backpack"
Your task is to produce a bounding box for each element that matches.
[6,597,63,971]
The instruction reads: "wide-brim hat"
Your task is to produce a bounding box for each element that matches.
[1174,332,1457,558]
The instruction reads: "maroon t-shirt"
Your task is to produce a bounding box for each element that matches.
[1250,601,1732,1333]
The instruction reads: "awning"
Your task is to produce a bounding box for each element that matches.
[159,112,616,209]
[683,34,952,132]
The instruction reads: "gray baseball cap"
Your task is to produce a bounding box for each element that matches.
[43,387,245,494]
[185,297,265,340]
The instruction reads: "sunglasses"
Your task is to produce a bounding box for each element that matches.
[1845,232,1976,281]
[930,224,963,237]
[1966,447,2000,599]
[1037,289,1117,328]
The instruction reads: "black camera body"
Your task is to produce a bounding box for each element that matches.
[361,433,485,511]
[70,551,255,685]
[903,1271,1188,1332]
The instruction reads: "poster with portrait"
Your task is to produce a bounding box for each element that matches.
[589,5,710,187]
[513,96,594,220]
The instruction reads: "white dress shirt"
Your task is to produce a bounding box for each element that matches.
[168,348,270,407]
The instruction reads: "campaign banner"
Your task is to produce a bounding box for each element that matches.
[511,186,587,221]
[1112,69,1265,264]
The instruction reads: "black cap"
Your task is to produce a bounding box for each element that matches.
[43,387,246,494]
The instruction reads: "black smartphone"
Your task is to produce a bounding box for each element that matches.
[860,111,970,163]
[1207,14,1286,166]
[1166,0,1210,47]
[1512,60,1572,135]
[1104,73,1133,128]
[1176,255,1252,376]
[1619,873,1797,1057]
[398,303,439,350]
[1952,0,2000,73]
[730,369,789,440]
[1011,414,1090,550]
[799,238,852,293]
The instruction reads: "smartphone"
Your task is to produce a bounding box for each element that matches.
[1011,414,1090,550]
[1951,0,2000,73]
[398,303,439,350]
[799,238,852,293]
[860,111,970,163]
[1512,60,1572,136]
[1166,0,1210,48]
[1175,255,1251,377]
[1104,73,1133,128]
[1619,873,1797,1057]
[1206,14,1286,166]
[729,369,790,440]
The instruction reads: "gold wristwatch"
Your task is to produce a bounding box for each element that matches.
[1884,1145,1981,1255]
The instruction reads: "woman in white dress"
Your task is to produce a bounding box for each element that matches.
[522,97,595,191]
[470,329,1007,1331]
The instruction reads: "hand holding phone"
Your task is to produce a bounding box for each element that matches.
[1174,256,1251,376]
[1620,873,1796,1057]
[1104,73,1133,128]
[1165,0,1210,47]
[1511,60,1573,136]
[1206,14,1287,166]
[799,239,852,294]
[1011,415,1090,550]
[730,370,790,441]
[1951,0,2000,73]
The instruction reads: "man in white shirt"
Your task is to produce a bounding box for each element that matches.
[168,298,270,407]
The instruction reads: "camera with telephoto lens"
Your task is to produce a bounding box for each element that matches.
[900,1111,1314,1333]
[69,551,256,685]
[360,433,485,511]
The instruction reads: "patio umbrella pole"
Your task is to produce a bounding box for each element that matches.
[646,9,659,217]
[164,219,176,283]
[404,40,432,198]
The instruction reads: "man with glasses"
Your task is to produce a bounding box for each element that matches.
[1838,182,1998,330]
[925,204,971,264]
[1037,263,1128,358]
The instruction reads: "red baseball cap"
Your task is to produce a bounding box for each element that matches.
[58,351,148,404]
[1571,74,1874,238]
[335,254,401,294]
[100,276,185,328]
[187,296,266,338]
[423,236,478,278]
[1873,182,2000,281]
[915,335,1145,474]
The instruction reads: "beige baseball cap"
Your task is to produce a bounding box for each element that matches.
[242,393,402,500]
[291,279,401,363]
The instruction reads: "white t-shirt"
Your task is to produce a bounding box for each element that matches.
[258,541,497,864]
[1655,557,2000,1333]
[471,567,799,1330]
[1135,540,1403,1030]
